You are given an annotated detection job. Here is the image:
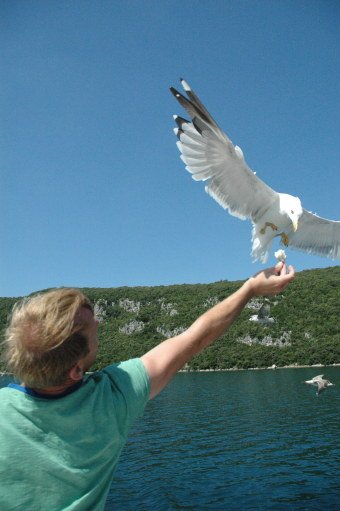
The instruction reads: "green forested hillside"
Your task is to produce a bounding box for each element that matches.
[1,266,339,371]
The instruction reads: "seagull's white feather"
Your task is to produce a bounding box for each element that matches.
[170,80,340,262]
[288,210,340,259]
[173,111,278,224]
[304,374,334,395]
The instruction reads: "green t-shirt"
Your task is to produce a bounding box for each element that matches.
[0,358,150,511]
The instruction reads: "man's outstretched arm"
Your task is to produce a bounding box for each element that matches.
[141,263,295,399]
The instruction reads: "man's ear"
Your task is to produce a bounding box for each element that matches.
[68,364,84,382]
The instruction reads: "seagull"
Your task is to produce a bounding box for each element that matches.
[170,79,340,263]
[304,374,335,395]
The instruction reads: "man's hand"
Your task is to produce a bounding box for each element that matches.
[246,262,295,297]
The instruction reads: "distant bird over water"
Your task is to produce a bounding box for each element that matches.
[170,79,340,263]
[304,375,335,395]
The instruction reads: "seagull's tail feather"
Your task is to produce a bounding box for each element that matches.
[251,225,271,263]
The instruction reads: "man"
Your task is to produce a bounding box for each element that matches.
[0,262,295,510]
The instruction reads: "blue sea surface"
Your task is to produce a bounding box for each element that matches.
[106,367,339,510]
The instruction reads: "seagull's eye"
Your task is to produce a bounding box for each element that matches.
[291,210,294,214]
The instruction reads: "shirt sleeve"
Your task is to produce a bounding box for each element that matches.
[102,358,150,427]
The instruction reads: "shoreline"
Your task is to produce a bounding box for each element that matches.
[179,363,340,373]
[1,363,339,379]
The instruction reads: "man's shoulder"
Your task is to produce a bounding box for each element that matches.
[93,358,147,380]
[95,358,150,412]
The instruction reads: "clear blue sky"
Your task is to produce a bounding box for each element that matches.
[1,0,339,297]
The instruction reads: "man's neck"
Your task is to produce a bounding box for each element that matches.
[21,377,82,396]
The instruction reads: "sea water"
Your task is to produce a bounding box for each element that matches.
[106,367,339,510]
[1,367,339,510]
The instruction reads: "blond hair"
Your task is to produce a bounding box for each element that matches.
[3,288,94,388]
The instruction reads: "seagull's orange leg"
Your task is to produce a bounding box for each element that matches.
[260,222,278,235]
[280,233,289,246]
[273,232,289,246]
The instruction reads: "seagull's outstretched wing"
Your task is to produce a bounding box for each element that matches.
[288,210,340,259]
[170,80,278,223]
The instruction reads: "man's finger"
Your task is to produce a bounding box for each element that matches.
[275,262,284,275]
[286,265,295,279]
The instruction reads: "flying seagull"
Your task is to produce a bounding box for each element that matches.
[170,79,340,263]
[304,374,335,395]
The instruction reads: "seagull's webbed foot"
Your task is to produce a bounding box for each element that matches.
[280,233,289,247]
[260,222,278,235]
[273,232,289,247]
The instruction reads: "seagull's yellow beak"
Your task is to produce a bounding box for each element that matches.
[292,219,298,232]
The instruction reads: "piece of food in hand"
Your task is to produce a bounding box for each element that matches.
[274,249,287,262]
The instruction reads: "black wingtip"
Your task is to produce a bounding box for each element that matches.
[174,115,190,128]
[169,86,179,97]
